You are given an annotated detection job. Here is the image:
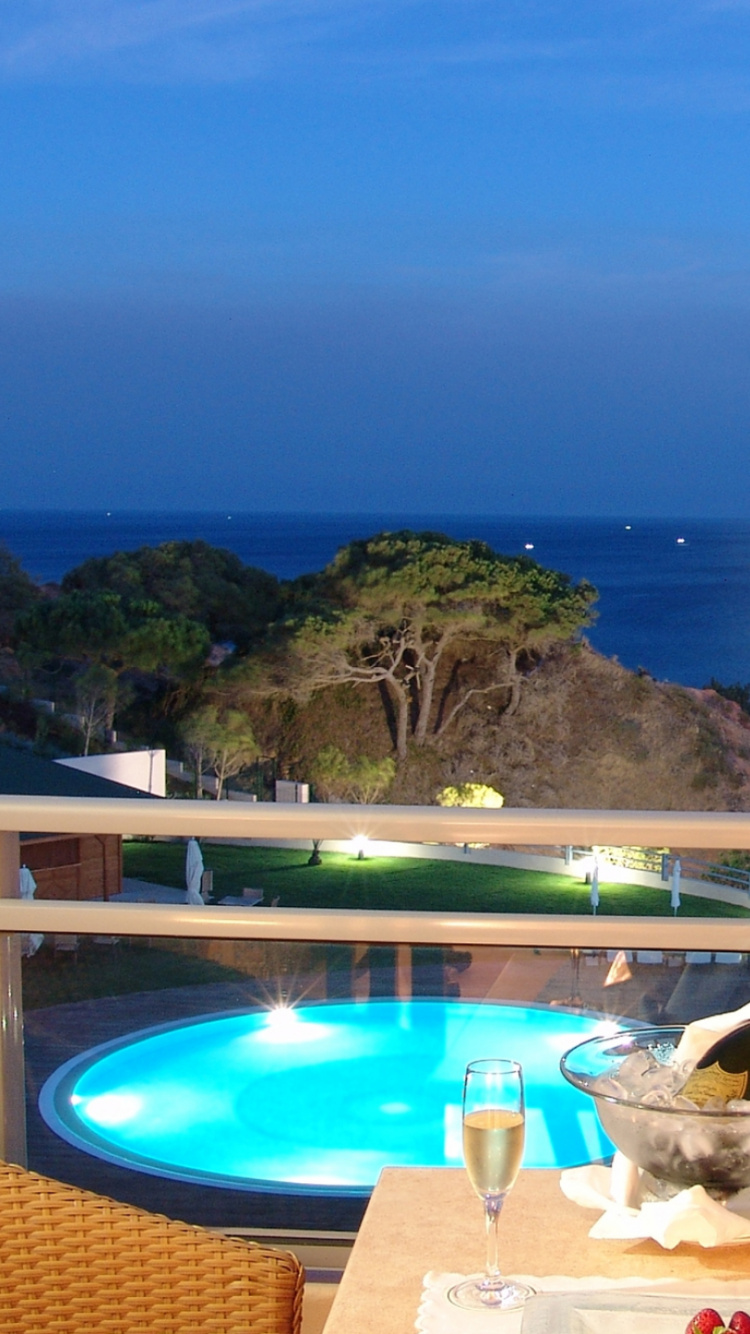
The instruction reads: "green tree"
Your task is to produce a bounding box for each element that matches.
[180,704,259,800]
[0,545,40,647]
[265,531,596,760]
[62,540,283,653]
[16,590,210,676]
[311,745,396,803]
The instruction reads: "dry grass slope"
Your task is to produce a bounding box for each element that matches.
[246,642,750,811]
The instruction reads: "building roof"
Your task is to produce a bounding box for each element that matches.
[0,745,161,800]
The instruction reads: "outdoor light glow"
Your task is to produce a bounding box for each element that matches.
[351,834,369,859]
[266,1006,299,1030]
[577,852,618,881]
[592,1019,622,1038]
[600,862,628,884]
[83,1092,143,1128]
[256,1008,333,1046]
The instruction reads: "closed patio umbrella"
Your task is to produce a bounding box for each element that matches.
[589,861,600,915]
[671,858,681,915]
[185,838,205,906]
[19,865,36,899]
[19,865,43,957]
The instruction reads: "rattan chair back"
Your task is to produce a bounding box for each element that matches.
[0,1162,304,1334]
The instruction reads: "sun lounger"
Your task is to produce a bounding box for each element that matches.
[52,934,79,962]
[218,890,264,906]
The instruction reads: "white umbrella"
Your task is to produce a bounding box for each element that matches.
[19,865,36,900]
[185,838,205,905]
[589,861,600,915]
[604,950,633,987]
[671,857,682,915]
[19,865,43,957]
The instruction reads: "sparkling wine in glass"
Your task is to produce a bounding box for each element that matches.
[448,1058,535,1311]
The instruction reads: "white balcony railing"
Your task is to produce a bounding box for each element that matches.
[2,797,750,949]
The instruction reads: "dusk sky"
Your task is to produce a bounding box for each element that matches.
[2,1,750,516]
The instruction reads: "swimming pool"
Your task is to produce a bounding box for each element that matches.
[40,999,618,1195]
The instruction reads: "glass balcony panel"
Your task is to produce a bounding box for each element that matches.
[22,933,749,1234]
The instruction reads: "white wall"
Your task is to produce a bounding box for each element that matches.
[275,781,310,803]
[56,750,166,797]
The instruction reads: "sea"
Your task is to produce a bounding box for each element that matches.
[1,510,749,690]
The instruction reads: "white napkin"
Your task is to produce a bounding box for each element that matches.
[417,1272,533,1334]
[560,1163,750,1249]
[416,1272,750,1333]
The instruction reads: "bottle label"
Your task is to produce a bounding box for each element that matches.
[681,1062,749,1108]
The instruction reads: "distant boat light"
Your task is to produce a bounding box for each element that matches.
[677,537,686,545]
[524,543,534,550]
[625,525,631,530]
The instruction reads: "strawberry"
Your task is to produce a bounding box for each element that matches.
[729,1314,750,1334]
[685,1310,726,1334]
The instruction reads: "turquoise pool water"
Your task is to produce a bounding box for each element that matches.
[40,1000,616,1195]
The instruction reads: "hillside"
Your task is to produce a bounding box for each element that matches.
[5,530,750,813]
[258,641,750,811]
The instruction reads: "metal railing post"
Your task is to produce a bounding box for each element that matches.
[0,831,26,1166]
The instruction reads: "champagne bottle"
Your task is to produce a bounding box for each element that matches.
[681,1020,750,1107]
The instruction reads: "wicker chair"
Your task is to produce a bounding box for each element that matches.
[0,1163,304,1334]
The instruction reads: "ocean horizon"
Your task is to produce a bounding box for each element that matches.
[2,510,749,691]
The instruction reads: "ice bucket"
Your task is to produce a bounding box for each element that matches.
[560,1025,750,1192]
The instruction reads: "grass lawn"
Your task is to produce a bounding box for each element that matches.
[123,840,750,917]
[21,940,248,1010]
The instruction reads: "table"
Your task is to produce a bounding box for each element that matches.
[322,1168,750,1334]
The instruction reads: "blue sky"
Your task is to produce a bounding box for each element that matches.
[2,1,750,514]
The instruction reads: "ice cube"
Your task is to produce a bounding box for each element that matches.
[701,1095,728,1112]
[617,1050,654,1085]
[592,1075,629,1099]
[677,1122,722,1161]
[641,1086,678,1107]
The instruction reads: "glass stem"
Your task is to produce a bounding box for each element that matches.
[484,1195,505,1280]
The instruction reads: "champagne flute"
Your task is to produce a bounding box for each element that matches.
[448,1058,535,1311]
